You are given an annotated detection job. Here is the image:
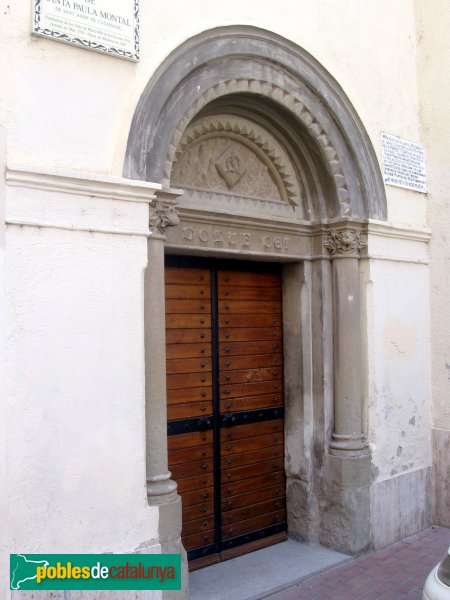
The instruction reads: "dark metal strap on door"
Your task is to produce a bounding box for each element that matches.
[167,415,213,436]
[221,406,284,428]
[221,523,287,551]
[187,543,217,562]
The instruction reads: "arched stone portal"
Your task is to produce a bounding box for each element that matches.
[124,26,387,591]
[124,26,386,221]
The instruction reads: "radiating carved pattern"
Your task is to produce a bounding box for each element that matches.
[172,136,282,202]
[164,80,350,215]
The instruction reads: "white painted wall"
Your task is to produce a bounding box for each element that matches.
[415,0,450,526]
[6,225,155,547]
[364,233,432,480]
[364,226,433,547]
[416,0,450,432]
[2,170,162,599]
[0,129,9,600]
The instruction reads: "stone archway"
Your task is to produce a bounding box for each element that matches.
[124,26,387,593]
[124,26,386,221]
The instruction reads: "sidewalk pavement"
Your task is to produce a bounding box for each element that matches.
[265,526,450,600]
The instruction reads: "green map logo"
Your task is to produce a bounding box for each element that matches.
[11,555,50,590]
[10,554,181,590]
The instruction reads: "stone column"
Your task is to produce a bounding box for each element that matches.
[144,190,180,504]
[324,228,369,456]
[144,189,189,598]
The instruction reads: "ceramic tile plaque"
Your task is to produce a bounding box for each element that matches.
[32,0,139,61]
[381,132,426,193]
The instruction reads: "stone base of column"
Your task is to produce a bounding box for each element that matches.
[317,452,372,554]
[158,496,189,600]
[147,472,178,505]
[329,432,369,456]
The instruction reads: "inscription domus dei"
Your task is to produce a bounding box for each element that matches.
[33,0,139,60]
[163,219,310,259]
[181,226,289,251]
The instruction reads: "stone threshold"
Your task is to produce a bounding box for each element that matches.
[189,539,350,600]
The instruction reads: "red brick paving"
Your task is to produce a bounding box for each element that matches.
[265,526,450,600]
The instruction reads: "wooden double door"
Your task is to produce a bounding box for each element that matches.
[165,258,286,565]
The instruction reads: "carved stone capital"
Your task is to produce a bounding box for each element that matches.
[323,228,367,257]
[149,200,180,236]
[148,188,182,237]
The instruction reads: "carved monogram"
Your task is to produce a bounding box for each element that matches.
[149,201,180,235]
[215,149,247,189]
[323,229,368,256]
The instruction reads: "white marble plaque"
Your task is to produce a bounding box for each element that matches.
[32,0,139,61]
[381,132,426,193]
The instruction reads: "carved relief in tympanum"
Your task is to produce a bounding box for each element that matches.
[172,136,282,201]
[170,115,302,216]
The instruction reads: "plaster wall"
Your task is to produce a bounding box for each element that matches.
[363,231,433,546]
[0,1,426,227]
[415,0,450,430]
[2,170,163,598]
[364,251,432,481]
[0,129,8,600]
[415,0,450,526]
